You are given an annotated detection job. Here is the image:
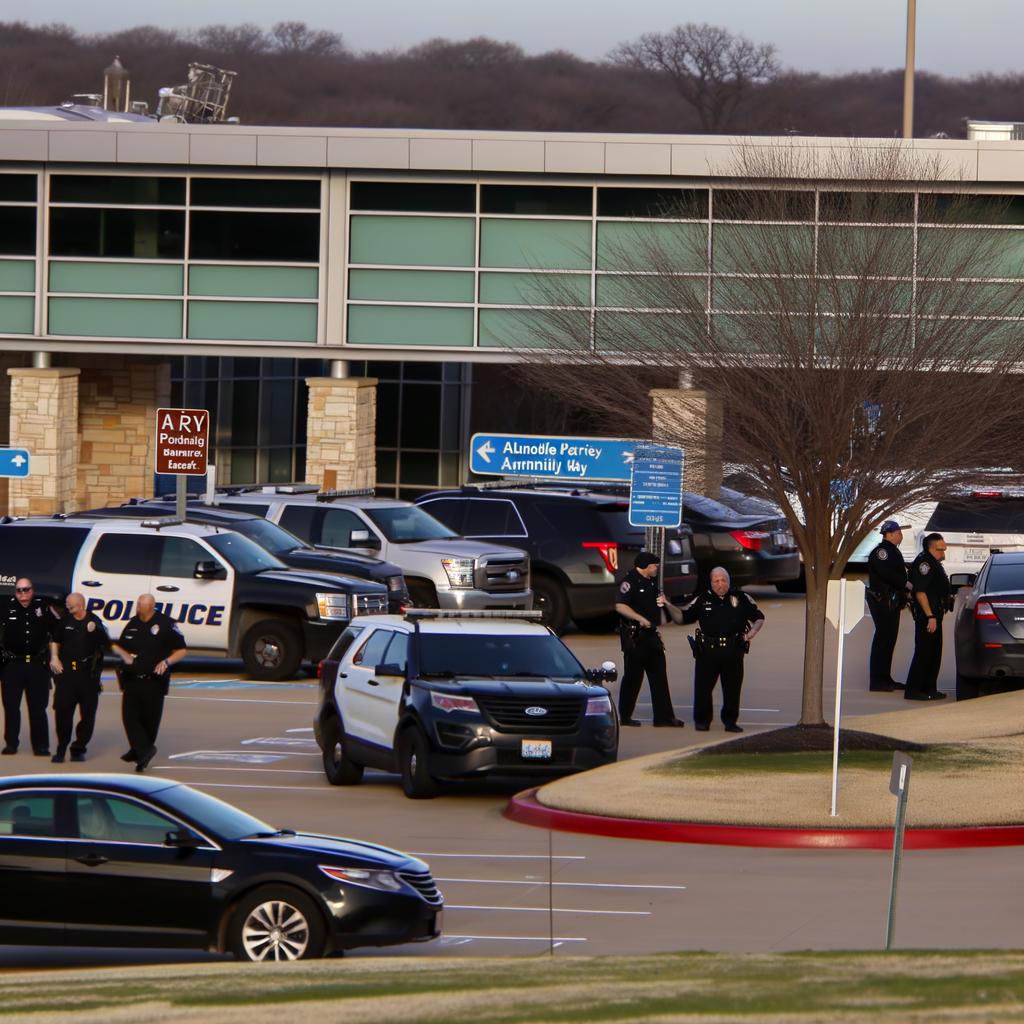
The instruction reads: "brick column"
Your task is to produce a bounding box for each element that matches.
[304,376,377,491]
[649,388,723,498]
[8,367,80,515]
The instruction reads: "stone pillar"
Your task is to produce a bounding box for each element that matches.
[8,367,81,515]
[649,388,723,498]
[304,376,377,491]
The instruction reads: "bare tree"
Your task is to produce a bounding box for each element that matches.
[608,23,780,132]
[519,140,1024,725]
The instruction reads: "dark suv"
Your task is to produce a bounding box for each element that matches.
[415,487,696,634]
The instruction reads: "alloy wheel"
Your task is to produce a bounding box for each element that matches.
[241,900,310,961]
[253,637,282,669]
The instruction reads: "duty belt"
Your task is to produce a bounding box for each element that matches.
[18,654,44,663]
[705,636,736,648]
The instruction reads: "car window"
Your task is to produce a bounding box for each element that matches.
[75,794,193,845]
[216,502,271,518]
[230,518,312,554]
[91,533,161,574]
[667,534,694,560]
[0,527,90,589]
[535,502,612,542]
[384,631,409,672]
[419,633,584,681]
[204,533,286,574]
[155,785,272,840]
[157,537,211,578]
[322,508,371,548]
[418,499,467,533]
[353,628,393,668]
[278,504,320,542]
[0,792,56,837]
[364,506,457,543]
[328,625,364,661]
[983,563,1024,592]
[463,499,527,538]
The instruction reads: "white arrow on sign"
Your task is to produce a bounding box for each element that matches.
[476,439,496,464]
[11,455,25,467]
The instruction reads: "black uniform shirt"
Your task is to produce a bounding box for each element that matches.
[868,539,909,592]
[117,611,187,675]
[683,588,765,637]
[910,550,951,620]
[53,612,109,666]
[617,569,660,627]
[2,597,59,657]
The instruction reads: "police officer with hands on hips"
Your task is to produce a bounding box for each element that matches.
[682,567,765,732]
[905,532,950,702]
[49,592,109,763]
[867,520,913,692]
[615,551,686,728]
[111,594,187,772]
[1,577,59,756]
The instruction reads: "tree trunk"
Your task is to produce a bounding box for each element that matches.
[800,566,828,725]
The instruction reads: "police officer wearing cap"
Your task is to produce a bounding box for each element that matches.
[905,533,950,702]
[1,578,59,756]
[681,566,765,732]
[48,592,110,763]
[867,520,913,692]
[615,551,685,727]
[111,594,187,772]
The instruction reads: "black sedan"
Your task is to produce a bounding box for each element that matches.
[953,552,1024,700]
[0,774,442,959]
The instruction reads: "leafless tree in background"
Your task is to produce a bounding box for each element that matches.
[518,141,1024,725]
[609,23,780,131]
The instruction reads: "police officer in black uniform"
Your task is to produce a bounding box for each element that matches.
[112,593,187,772]
[905,533,950,702]
[1,578,58,756]
[48,592,109,763]
[867,520,913,692]
[614,552,685,727]
[682,566,765,732]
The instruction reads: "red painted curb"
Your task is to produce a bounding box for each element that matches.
[503,789,1024,850]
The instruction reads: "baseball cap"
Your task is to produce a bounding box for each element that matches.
[634,552,660,569]
[879,520,909,534]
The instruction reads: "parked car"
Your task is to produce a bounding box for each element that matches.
[0,775,441,958]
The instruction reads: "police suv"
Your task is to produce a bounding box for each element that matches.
[0,516,388,680]
[314,611,618,798]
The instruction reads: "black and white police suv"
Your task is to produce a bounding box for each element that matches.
[0,516,388,680]
[314,611,618,798]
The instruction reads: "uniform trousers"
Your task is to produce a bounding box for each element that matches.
[693,645,744,729]
[121,676,168,757]
[618,631,676,722]
[906,617,943,699]
[53,670,100,755]
[867,594,902,685]
[1,660,51,752]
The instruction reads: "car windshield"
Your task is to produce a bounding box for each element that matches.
[985,563,1024,593]
[228,518,312,555]
[365,506,458,543]
[156,784,274,840]
[205,532,287,574]
[418,634,584,681]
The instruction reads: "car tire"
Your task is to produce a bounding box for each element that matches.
[321,718,364,786]
[241,620,303,681]
[573,612,620,635]
[775,568,806,593]
[955,672,982,701]
[398,727,437,799]
[532,574,569,635]
[229,885,326,962]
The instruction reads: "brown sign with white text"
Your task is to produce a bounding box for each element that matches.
[156,408,209,475]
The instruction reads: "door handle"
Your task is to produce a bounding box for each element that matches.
[338,672,347,679]
[81,581,102,587]
[75,853,109,867]
[156,586,180,592]
[368,679,380,687]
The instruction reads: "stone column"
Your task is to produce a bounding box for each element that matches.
[8,367,81,515]
[304,376,378,491]
[649,388,723,498]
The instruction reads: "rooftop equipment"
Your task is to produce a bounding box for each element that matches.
[965,119,1024,141]
[103,56,130,112]
[157,64,237,124]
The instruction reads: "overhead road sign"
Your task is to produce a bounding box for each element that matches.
[0,449,30,478]
[629,445,684,528]
[470,433,636,481]
[156,408,210,476]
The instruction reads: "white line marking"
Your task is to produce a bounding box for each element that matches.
[286,727,315,733]
[165,696,317,705]
[446,905,650,916]
[442,935,586,942]
[635,703,780,712]
[411,852,585,861]
[151,766,325,774]
[169,750,314,759]
[172,782,329,791]
[435,878,686,890]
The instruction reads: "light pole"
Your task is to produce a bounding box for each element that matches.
[903,0,916,138]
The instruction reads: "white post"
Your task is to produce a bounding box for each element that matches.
[830,578,847,817]
[205,464,216,505]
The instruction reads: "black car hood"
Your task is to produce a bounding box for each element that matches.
[284,549,402,580]
[243,832,426,871]
[254,569,385,594]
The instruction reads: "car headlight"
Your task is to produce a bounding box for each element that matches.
[319,865,403,891]
[387,575,405,592]
[586,696,613,716]
[316,592,350,620]
[441,557,475,588]
[432,692,480,713]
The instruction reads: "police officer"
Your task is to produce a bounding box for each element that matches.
[867,520,913,692]
[682,566,765,732]
[111,594,187,772]
[905,533,950,702]
[48,592,109,763]
[1,578,59,756]
[615,551,685,727]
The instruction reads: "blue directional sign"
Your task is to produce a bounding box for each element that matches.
[0,449,30,478]
[629,444,683,527]
[470,433,637,481]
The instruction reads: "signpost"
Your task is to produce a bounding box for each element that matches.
[155,408,210,520]
[0,449,30,478]
[628,445,684,528]
[469,432,636,481]
[886,752,913,950]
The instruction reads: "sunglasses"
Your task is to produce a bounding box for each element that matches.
[14,587,32,593]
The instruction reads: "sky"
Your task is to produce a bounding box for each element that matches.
[3,0,1023,79]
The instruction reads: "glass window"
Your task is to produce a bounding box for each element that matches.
[189,211,319,262]
[155,784,272,839]
[713,190,814,221]
[216,502,271,517]
[482,185,591,217]
[228,518,309,553]
[50,175,185,206]
[204,533,286,574]
[479,219,591,270]
[353,628,393,667]
[278,504,320,541]
[321,508,373,547]
[464,499,527,537]
[0,207,36,256]
[157,537,211,578]
[819,192,914,223]
[598,187,708,219]
[75,794,190,844]
[364,505,457,543]
[49,208,185,258]
[384,631,408,672]
[349,216,475,267]
[90,533,161,574]
[348,269,474,303]
[536,502,612,541]
[327,625,364,661]
[419,633,584,681]
[984,563,1024,593]
[351,181,475,213]
[0,526,90,579]
[190,178,320,209]
[597,221,707,273]
[0,792,56,837]
[348,305,474,347]
[0,174,37,202]
[920,193,1024,226]
[418,498,466,533]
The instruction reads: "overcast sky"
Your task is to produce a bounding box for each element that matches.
[5,0,1023,78]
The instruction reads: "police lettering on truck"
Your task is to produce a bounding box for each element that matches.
[84,598,227,629]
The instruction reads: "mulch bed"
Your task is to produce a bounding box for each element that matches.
[698,723,930,756]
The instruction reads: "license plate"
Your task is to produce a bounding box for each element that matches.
[521,739,552,759]
[965,548,988,562]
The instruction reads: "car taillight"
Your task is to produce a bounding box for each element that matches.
[582,542,618,572]
[974,601,998,620]
[317,661,323,678]
[730,530,771,550]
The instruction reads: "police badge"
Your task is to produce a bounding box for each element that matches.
[731,595,738,607]
[619,581,630,593]
[87,621,95,632]
[920,562,930,576]
[877,549,888,560]
[151,623,160,634]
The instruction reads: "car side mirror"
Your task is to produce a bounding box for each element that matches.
[350,529,381,550]
[374,662,405,677]
[194,560,227,580]
[949,573,977,591]
[164,829,203,848]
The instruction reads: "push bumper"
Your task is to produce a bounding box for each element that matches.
[436,588,533,611]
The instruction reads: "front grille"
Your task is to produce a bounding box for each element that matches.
[497,748,573,766]
[476,695,584,733]
[355,594,388,615]
[477,556,530,593]
[398,870,443,905]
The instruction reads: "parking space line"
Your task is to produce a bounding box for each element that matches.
[443,935,586,942]
[446,905,650,915]
[436,878,685,890]
[151,766,324,774]
[412,852,585,860]
[164,696,317,705]
[171,782,328,790]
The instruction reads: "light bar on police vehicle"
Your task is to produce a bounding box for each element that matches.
[140,516,182,530]
[403,609,544,622]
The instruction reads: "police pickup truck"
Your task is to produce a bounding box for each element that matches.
[314,611,618,798]
[0,516,388,680]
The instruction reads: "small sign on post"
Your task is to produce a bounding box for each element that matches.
[629,445,683,528]
[156,408,210,521]
[0,449,31,478]
[886,751,913,950]
[826,578,866,816]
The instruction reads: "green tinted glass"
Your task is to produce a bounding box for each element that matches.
[348,305,473,346]
[49,262,183,295]
[711,224,814,275]
[479,309,590,349]
[480,220,591,270]
[48,297,182,338]
[0,260,35,292]
[188,265,318,298]
[917,227,1024,279]
[479,272,589,306]
[0,296,33,333]
[597,222,707,273]
[348,269,474,302]
[350,216,475,267]
[187,301,317,342]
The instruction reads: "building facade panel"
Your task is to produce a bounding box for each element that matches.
[116,131,190,164]
[47,130,118,163]
[410,138,473,170]
[326,136,409,168]
[257,134,328,167]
